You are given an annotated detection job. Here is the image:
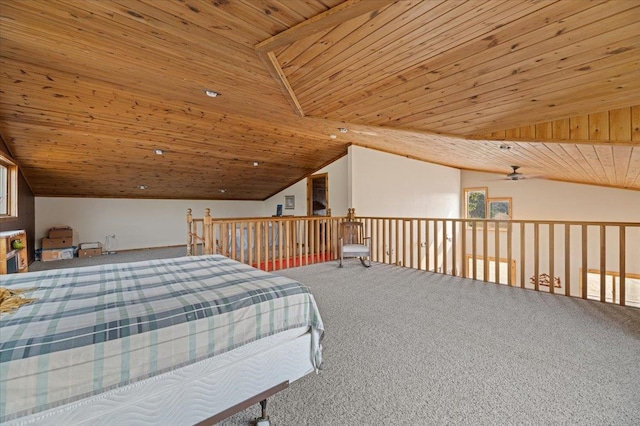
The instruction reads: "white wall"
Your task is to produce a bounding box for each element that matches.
[35,198,264,251]
[263,155,349,217]
[34,157,350,251]
[349,145,460,218]
[461,170,640,222]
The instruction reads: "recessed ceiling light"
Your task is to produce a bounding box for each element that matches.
[154,149,164,155]
[252,161,259,167]
[204,90,220,98]
[329,134,337,139]
[139,185,147,190]
[338,128,348,133]
[219,189,226,193]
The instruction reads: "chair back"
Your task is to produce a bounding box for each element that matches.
[340,221,364,245]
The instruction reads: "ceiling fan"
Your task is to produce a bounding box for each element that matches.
[506,165,525,180]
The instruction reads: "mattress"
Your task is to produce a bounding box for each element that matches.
[0,255,324,423]
[6,326,312,425]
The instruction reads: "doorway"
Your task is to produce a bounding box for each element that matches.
[307,173,328,216]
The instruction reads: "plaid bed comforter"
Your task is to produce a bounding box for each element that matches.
[0,255,324,422]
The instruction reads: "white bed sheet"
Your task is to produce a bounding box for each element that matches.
[7,326,312,426]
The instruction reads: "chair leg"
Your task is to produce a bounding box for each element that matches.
[339,253,343,268]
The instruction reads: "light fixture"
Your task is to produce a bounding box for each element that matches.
[154,149,164,155]
[138,185,147,190]
[499,144,511,150]
[219,189,226,193]
[252,161,259,167]
[338,127,348,133]
[204,90,220,98]
[329,134,337,139]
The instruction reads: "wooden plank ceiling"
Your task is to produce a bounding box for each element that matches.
[1,0,639,200]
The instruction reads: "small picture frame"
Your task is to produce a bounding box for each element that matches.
[275,204,283,216]
[285,195,295,210]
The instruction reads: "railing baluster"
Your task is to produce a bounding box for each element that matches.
[581,225,588,299]
[315,219,321,264]
[534,223,539,291]
[231,222,237,260]
[426,220,431,272]
[452,220,457,276]
[520,222,525,288]
[278,220,284,269]
[461,220,467,278]
[262,222,267,271]
[256,221,262,270]
[472,221,477,280]
[482,222,488,282]
[433,220,439,273]
[620,226,626,306]
[442,220,447,274]
[495,220,500,284]
[507,221,512,286]
[410,220,415,269]
[549,224,555,295]
[600,225,606,303]
[383,219,388,264]
[565,224,571,297]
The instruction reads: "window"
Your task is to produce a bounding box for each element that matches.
[488,197,512,229]
[464,187,486,222]
[464,188,512,230]
[0,153,18,220]
[581,269,640,308]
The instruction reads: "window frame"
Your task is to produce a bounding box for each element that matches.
[487,197,512,230]
[0,153,18,221]
[463,187,488,228]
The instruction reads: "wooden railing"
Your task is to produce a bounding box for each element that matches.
[187,208,349,272]
[188,209,639,308]
[356,216,639,308]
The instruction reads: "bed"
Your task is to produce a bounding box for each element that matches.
[0,255,324,425]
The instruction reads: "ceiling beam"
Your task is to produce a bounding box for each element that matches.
[255,0,395,117]
[256,50,305,117]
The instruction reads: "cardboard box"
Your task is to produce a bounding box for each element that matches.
[78,248,102,258]
[41,247,75,262]
[48,226,73,239]
[42,237,73,249]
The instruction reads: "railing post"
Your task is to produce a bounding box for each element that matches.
[204,208,212,255]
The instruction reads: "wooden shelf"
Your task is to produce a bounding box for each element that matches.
[0,230,29,274]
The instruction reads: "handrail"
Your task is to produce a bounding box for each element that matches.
[188,209,639,308]
[356,216,639,308]
[187,208,348,271]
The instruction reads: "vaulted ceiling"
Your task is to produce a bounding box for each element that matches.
[1,0,639,200]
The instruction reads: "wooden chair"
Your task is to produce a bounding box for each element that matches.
[339,221,371,268]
